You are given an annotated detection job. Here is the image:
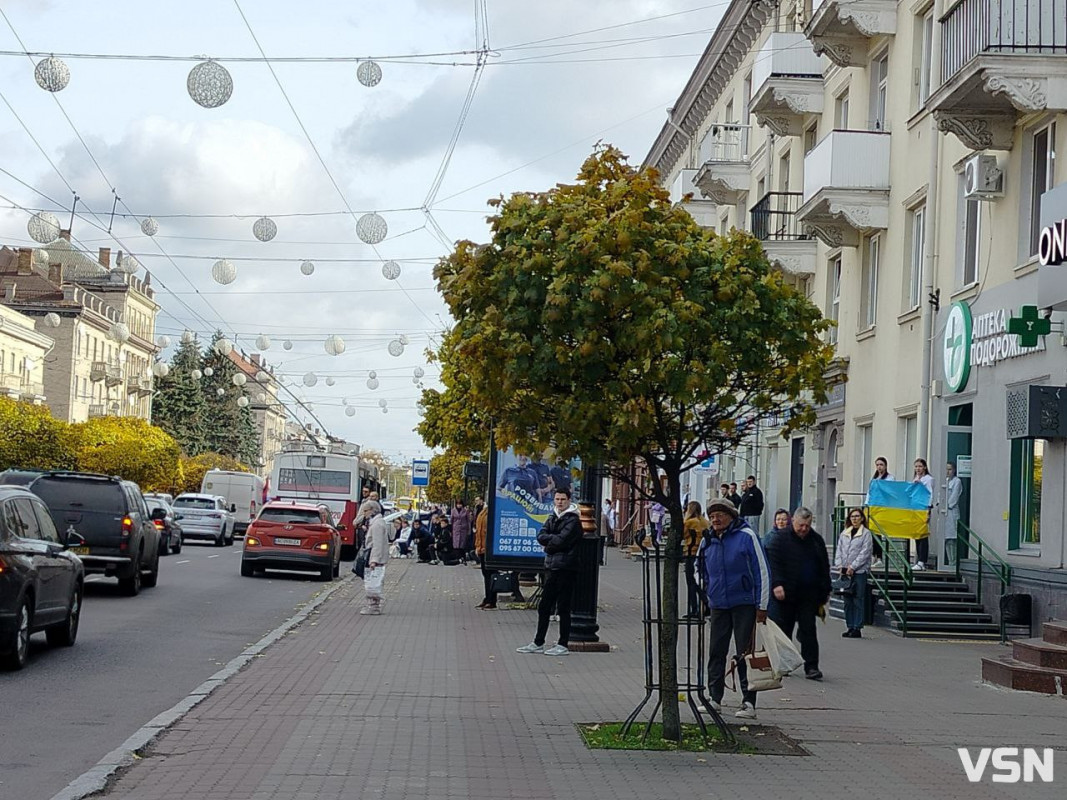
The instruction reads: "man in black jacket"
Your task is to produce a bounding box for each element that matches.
[516,488,583,657]
[765,506,832,680]
[737,475,765,531]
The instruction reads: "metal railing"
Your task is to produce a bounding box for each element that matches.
[954,520,1011,603]
[866,515,914,636]
[750,192,808,241]
[698,123,750,164]
[941,0,1067,83]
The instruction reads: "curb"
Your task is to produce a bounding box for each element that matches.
[49,574,355,800]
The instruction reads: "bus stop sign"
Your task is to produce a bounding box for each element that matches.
[412,459,430,487]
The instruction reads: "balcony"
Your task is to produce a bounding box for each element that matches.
[750,33,826,137]
[669,168,716,228]
[88,404,108,418]
[90,361,123,387]
[126,374,152,396]
[806,0,896,67]
[796,130,891,248]
[932,0,1067,150]
[750,192,816,276]
[692,125,751,205]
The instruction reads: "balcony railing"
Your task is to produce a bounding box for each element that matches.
[698,124,750,164]
[942,0,1067,82]
[750,192,809,241]
[88,404,108,418]
[802,130,892,201]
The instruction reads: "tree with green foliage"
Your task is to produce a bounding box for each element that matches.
[177,452,251,494]
[68,416,182,492]
[152,335,208,455]
[0,396,75,471]
[421,145,834,741]
[425,449,480,504]
[201,331,259,465]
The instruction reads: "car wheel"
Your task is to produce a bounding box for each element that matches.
[171,534,182,555]
[339,544,355,562]
[142,552,160,588]
[332,559,340,578]
[119,553,142,596]
[319,564,333,582]
[225,526,234,546]
[1,596,32,670]
[47,583,82,647]
[215,530,225,548]
[240,560,255,577]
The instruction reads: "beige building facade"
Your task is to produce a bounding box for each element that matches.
[0,302,53,404]
[229,349,289,477]
[648,0,1067,616]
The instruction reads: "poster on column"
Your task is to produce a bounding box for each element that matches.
[485,447,582,571]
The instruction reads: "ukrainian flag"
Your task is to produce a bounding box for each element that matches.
[867,480,931,539]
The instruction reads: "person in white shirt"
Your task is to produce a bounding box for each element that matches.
[834,508,874,638]
[912,459,935,570]
[945,462,963,542]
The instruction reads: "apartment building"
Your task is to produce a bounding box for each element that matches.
[0,302,53,404]
[0,235,160,422]
[228,349,289,477]
[646,0,1066,616]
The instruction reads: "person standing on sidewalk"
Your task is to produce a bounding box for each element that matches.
[944,462,963,543]
[360,501,391,615]
[474,501,498,609]
[834,508,873,638]
[451,498,472,553]
[766,506,832,680]
[912,459,935,571]
[682,501,709,618]
[738,475,765,532]
[699,498,769,720]
[516,488,582,657]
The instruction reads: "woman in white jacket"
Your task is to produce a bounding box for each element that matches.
[834,508,874,638]
[360,501,391,616]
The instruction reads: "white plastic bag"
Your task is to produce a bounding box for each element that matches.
[761,619,804,676]
[365,566,385,598]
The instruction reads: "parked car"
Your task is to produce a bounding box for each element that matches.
[28,472,160,596]
[200,470,265,535]
[0,486,85,670]
[241,502,341,581]
[144,498,183,555]
[172,494,235,546]
[143,492,175,506]
[0,469,44,487]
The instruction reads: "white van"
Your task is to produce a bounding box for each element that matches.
[200,470,266,534]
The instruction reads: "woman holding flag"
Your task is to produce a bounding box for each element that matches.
[912,459,935,571]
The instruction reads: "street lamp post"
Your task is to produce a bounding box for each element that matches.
[569,463,609,651]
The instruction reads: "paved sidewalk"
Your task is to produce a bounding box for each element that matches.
[83,556,1064,800]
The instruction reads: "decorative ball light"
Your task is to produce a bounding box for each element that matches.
[191,369,203,380]
[27,211,60,244]
[152,362,170,378]
[388,338,404,357]
[325,377,336,387]
[412,376,420,385]
[368,370,377,379]
[116,253,140,275]
[140,217,159,237]
[214,338,233,356]
[356,60,382,87]
[108,322,130,343]
[34,56,71,92]
[237,396,249,408]
[211,258,237,285]
[252,216,277,242]
[181,330,195,344]
[33,248,50,265]
[413,366,425,379]
[187,60,233,108]
[299,260,315,276]
[44,312,61,328]
[378,398,388,408]
[324,335,346,356]
[203,366,214,377]
[255,370,269,383]
[356,212,388,244]
[399,334,410,346]
[345,406,356,417]
[256,392,267,403]
[381,260,401,280]
[302,372,318,387]
[156,335,170,348]
[366,377,379,390]
[255,334,271,351]
[232,373,247,387]
[283,340,293,351]
[216,387,225,397]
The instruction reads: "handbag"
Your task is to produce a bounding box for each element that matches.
[491,571,514,594]
[832,574,856,596]
[726,622,782,693]
[352,546,371,579]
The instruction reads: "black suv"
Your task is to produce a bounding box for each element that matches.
[29,473,161,596]
[0,486,86,670]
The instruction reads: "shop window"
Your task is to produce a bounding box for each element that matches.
[949,404,973,426]
[1009,438,1043,548]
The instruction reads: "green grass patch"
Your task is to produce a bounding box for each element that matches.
[578,722,741,752]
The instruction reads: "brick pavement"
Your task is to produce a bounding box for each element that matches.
[85,555,1065,800]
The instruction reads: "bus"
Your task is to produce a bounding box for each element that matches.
[270,442,378,559]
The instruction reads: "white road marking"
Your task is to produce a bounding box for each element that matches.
[85,576,102,582]
[176,559,190,564]
[208,554,220,559]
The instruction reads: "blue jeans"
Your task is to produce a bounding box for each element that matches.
[843,571,868,631]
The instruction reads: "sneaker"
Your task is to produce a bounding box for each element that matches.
[841,629,853,637]
[544,644,570,657]
[735,702,757,720]
[359,607,380,616]
[914,561,926,571]
[516,642,545,654]
[805,668,824,681]
[703,699,722,714]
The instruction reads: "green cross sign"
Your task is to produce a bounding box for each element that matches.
[1007,305,1051,348]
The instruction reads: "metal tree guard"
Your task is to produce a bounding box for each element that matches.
[621,527,737,749]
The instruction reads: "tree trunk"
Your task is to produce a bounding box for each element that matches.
[657,468,684,742]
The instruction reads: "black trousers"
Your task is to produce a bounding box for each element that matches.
[915,536,929,564]
[707,605,757,706]
[771,598,820,672]
[684,558,701,616]
[534,569,576,647]
[479,555,498,605]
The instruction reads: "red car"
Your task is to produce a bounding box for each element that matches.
[240,502,341,581]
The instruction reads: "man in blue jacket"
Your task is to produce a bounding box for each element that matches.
[700,497,770,720]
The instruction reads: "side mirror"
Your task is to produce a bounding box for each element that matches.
[230,503,237,513]
[174,513,183,520]
[150,507,167,521]
[65,529,86,548]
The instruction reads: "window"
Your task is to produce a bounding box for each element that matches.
[962,193,981,286]
[1029,122,1057,256]
[870,52,889,130]
[857,424,873,489]
[779,152,791,193]
[861,235,881,329]
[828,256,842,344]
[30,499,60,544]
[804,122,818,154]
[906,205,925,310]
[918,10,934,106]
[1009,438,1043,547]
[10,498,43,541]
[835,90,850,129]
[899,416,918,473]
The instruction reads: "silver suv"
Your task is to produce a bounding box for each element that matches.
[172,494,236,547]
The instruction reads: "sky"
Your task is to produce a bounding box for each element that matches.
[0,0,723,464]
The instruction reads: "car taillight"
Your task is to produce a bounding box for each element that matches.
[153,520,164,529]
[0,555,7,574]
[120,516,133,552]
[245,536,260,547]
[313,542,330,552]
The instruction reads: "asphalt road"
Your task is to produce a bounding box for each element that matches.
[0,540,338,800]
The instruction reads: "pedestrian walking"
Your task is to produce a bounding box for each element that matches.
[699,498,769,720]
[765,506,831,680]
[762,508,790,619]
[728,482,742,509]
[834,508,873,638]
[944,462,963,542]
[682,501,709,618]
[516,488,582,657]
[475,501,498,609]
[360,501,390,615]
[451,498,472,552]
[912,459,934,570]
[738,475,765,532]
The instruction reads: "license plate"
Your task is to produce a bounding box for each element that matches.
[71,547,90,555]
[274,537,301,546]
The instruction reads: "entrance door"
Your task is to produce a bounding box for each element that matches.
[946,403,973,560]
[789,437,805,513]
[820,427,839,537]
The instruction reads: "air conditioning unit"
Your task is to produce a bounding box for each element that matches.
[964,153,1004,200]
[1006,385,1067,439]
